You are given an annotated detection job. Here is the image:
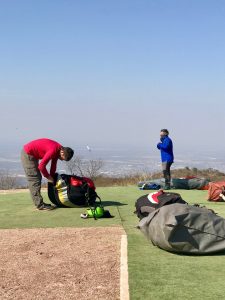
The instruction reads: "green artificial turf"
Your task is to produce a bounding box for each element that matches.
[1,187,225,299]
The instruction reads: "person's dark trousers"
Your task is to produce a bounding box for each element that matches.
[162,161,173,189]
[21,149,44,208]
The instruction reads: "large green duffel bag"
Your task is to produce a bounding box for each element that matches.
[172,178,209,190]
[139,203,225,254]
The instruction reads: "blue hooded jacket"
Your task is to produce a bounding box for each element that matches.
[157,136,174,163]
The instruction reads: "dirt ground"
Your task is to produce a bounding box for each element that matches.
[0,227,124,300]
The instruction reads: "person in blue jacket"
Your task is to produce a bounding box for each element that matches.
[157,129,174,189]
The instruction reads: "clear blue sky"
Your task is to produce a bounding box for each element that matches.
[0,0,224,153]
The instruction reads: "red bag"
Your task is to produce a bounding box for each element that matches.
[70,176,96,190]
[208,182,225,202]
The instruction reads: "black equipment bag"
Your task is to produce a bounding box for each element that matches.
[48,173,98,208]
[135,190,187,219]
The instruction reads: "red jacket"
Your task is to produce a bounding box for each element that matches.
[24,138,62,178]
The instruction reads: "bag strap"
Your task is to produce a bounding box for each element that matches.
[81,181,102,220]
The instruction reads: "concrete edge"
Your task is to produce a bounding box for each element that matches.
[120,234,130,300]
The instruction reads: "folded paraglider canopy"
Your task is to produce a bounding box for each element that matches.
[208,181,225,202]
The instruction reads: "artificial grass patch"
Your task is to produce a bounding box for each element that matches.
[1,186,225,299]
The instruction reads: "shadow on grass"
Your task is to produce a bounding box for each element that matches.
[49,200,127,208]
[163,248,225,257]
[101,200,128,207]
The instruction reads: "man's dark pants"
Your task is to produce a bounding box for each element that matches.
[162,161,173,188]
[21,149,44,208]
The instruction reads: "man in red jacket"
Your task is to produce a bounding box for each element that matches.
[21,138,74,210]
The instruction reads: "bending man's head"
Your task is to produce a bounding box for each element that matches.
[59,147,74,161]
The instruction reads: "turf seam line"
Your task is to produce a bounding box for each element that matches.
[120,234,130,300]
[116,206,125,226]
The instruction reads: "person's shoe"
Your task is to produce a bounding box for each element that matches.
[164,186,171,190]
[37,203,55,211]
[43,202,53,207]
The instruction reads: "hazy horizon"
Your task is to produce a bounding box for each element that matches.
[0,140,224,175]
[0,140,224,158]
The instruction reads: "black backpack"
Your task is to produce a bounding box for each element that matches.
[135,191,187,219]
[48,173,99,208]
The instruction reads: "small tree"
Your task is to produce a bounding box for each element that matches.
[192,167,198,176]
[66,156,104,180]
[66,156,84,176]
[0,171,18,190]
[84,159,104,180]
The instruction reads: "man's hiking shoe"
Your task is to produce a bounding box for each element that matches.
[164,186,171,190]
[37,203,55,211]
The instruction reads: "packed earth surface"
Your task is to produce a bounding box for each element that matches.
[0,227,124,300]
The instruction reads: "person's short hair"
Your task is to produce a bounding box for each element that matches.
[62,147,74,161]
[161,129,169,135]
